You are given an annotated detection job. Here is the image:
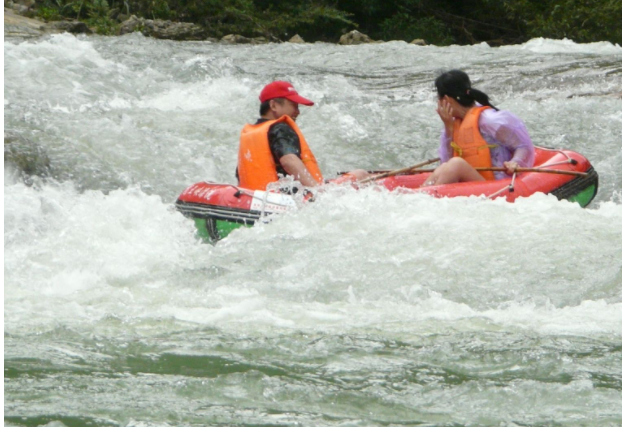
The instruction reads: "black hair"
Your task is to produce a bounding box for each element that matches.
[259,98,285,116]
[434,69,498,110]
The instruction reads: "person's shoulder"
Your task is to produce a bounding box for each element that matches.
[269,121,295,133]
[481,107,521,123]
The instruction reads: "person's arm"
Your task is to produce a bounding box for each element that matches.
[439,130,453,163]
[279,154,320,187]
[495,124,534,167]
[436,99,455,162]
[480,110,535,174]
[497,124,534,174]
[269,123,320,186]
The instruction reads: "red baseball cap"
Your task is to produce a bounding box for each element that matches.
[259,81,314,106]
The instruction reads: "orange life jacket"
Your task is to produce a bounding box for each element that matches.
[452,106,496,181]
[237,115,323,191]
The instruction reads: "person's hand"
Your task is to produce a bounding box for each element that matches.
[504,161,519,175]
[436,98,455,132]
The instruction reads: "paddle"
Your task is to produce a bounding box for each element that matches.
[476,167,588,177]
[404,167,588,177]
[358,157,441,184]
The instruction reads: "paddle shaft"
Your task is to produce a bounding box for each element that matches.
[404,166,588,177]
[358,157,441,184]
[475,167,588,177]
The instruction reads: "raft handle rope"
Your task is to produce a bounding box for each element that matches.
[201,181,255,199]
[535,147,577,168]
[486,172,517,199]
[230,186,254,199]
[259,188,270,218]
[484,148,578,200]
[538,158,578,169]
[228,183,274,219]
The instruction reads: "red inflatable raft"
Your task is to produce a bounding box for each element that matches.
[176,147,598,242]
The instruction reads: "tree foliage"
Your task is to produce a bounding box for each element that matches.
[502,0,622,44]
[34,0,622,44]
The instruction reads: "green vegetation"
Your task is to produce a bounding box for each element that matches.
[503,0,622,45]
[35,0,120,33]
[33,0,622,44]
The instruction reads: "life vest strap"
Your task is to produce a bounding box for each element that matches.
[451,141,498,157]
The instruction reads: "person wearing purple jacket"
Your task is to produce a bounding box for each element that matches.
[424,70,535,186]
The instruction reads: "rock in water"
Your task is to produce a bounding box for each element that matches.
[4,132,52,181]
[339,30,373,45]
[410,38,427,46]
[119,15,206,40]
[289,34,305,44]
[221,34,252,44]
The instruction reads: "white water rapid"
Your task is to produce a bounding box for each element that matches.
[4,33,622,426]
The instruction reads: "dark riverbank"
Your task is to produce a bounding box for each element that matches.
[5,0,622,46]
[2,6,422,45]
[3,6,412,45]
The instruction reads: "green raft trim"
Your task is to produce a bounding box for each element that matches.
[566,184,597,208]
[194,218,248,242]
[549,166,598,208]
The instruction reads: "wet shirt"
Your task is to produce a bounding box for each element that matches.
[260,118,302,175]
[439,108,535,180]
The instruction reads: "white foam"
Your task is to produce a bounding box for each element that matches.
[4,181,203,330]
[4,35,621,343]
[516,37,622,54]
[137,77,252,112]
[5,33,117,69]
[484,299,622,336]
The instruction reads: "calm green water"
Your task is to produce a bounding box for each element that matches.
[4,34,622,426]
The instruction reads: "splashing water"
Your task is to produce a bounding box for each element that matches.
[4,33,622,426]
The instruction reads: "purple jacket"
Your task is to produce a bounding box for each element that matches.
[440,108,536,179]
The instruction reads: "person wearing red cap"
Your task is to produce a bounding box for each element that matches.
[236,81,369,192]
[236,81,323,191]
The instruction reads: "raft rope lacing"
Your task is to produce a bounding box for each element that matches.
[535,146,577,169]
[216,149,577,205]
[230,185,254,198]
[231,183,281,219]
[485,148,577,199]
[259,188,270,218]
[486,172,517,199]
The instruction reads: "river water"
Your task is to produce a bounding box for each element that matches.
[4,33,622,426]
